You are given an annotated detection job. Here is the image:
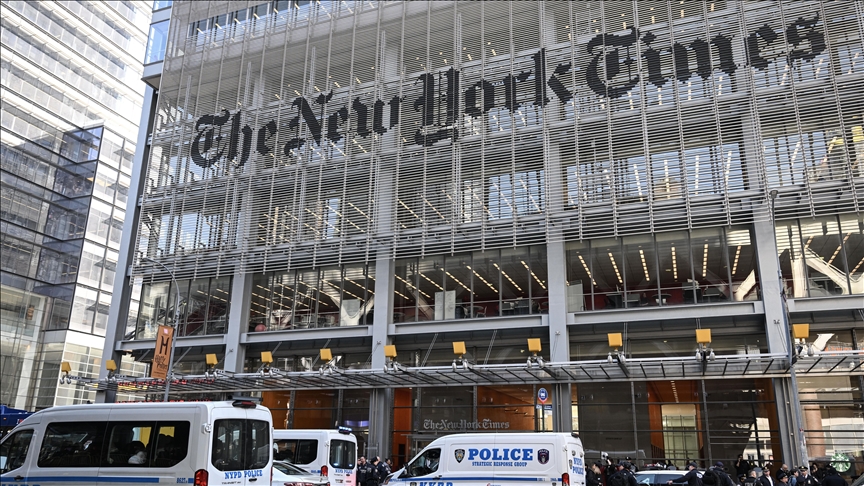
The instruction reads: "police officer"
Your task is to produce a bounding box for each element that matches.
[357,457,369,486]
[667,462,702,486]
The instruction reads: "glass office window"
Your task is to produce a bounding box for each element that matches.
[250,263,374,331]
[776,215,863,298]
[144,20,169,65]
[393,246,544,322]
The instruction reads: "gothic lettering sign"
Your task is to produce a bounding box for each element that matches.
[190,15,824,168]
[422,418,511,430]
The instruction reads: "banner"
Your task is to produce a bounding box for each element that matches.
[151,325,174,379]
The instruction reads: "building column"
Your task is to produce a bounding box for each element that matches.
[754,219,800,466]
[97,86,157,403]
[546,240,573,431]
[224,272,251,373]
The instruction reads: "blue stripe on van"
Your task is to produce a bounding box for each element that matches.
[0,476,165,483]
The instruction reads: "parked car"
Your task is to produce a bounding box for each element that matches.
[635,470,695,486]
[272,460,330,486]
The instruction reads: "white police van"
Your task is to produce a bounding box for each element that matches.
[385,433,585,486]
[273,428,357,486]
[0,399,272,486]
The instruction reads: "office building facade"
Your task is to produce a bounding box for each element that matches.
[105,0,863,474]
[0,0,153,408]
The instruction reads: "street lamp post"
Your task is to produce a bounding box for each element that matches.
[768,190,809,468]
[142,256,181,402]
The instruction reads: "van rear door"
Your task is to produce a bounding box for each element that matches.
[328,434,357,486]
[565,437,586,486]
[209,403,272,485]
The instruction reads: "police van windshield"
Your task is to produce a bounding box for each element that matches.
[405,448,440,478]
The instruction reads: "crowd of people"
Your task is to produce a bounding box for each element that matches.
[584,456,852,486]
[356,455,393,486]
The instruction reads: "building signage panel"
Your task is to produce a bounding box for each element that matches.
[187,15,825,168]
[422,418,510,430]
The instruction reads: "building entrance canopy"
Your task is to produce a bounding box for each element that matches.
[82,351,863,397]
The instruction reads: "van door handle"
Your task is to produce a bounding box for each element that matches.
[434,476,442,479]
[14,476,24,481]
[249,478,258,482]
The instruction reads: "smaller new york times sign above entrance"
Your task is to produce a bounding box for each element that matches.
[423,419,511,431]
[189,15,824,169]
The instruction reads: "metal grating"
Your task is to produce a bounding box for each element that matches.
[133,1,864,281]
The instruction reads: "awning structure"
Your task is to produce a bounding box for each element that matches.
[72,351,863,397]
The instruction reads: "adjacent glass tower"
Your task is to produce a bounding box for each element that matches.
[0,0,152,408]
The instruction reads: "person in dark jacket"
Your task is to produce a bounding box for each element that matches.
[357,457,368,486]
[820,467,848,486]
[375,456,389,483]
[587,461,602,486]
[759,465,776,486]
[736,456,752,478]
[667,462,702,486]
[368,457,382,486]
[609,462,638,486]
[796,467,818,486]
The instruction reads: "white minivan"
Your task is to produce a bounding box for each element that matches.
[386,433,585,486]
[0,399,272,486]
[273,429,357,486]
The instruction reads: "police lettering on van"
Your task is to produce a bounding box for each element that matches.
[388,433,586,486]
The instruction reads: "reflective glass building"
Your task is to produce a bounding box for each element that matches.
[0,0,152,408]
[105,0,864,476]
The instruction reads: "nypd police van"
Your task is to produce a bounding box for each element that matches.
[0,399,272,486]
[385,433,585,486]
[273,428,357,486]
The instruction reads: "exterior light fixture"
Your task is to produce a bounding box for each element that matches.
[384,344,406,373]
[452,341,473,371]
[319,348,340,375]
[60,361,73,384]
[526,338,545,368]
[696,329,715,371]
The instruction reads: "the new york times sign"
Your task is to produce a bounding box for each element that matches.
[190,15,824,169]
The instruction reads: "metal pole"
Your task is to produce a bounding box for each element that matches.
[768,191,809,467]
[142,257,181,402]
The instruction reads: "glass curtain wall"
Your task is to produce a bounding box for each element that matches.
[393,245,548,322]
[566,226,758,311]
[775,214,864,298]
[134,276,231,338]
[249,263,375,331]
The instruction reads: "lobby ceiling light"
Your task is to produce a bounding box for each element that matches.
[467,265,497,292]
[671,246,679,280]
[639,249,650,282]
[418,273,444,291]
[608,253,623,284]
[731,245,741,275]
[578,254,596,286]
[702,243,709,277]
[521,261,546,290]
[494,263,522,292]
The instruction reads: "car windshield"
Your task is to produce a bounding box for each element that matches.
[275,461,309,475]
